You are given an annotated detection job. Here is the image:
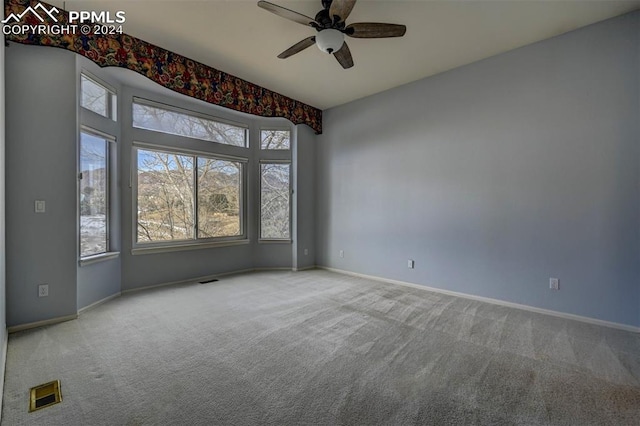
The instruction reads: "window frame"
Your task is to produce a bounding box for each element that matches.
[132,142,248,254]
[78,126,115,260]
[260,128,291,150]
[259,160,292,243]
[132,97,249,148]
[80,72,117,121]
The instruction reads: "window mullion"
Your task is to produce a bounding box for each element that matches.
[105,141,110,251]
[193,155,198,240]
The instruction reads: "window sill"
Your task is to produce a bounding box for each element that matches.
[132,239,250,255]
[79,252,120,266]
[258,239,292,244]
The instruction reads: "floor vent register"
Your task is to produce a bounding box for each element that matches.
[29,380,62,412]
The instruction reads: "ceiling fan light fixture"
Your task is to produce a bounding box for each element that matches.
[315,29,344,54]
[258,0,407,69]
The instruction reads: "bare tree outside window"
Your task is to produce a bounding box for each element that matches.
[133,101,247,147]
[136,149,243,243]
[198,158,242,238]
[260,163,290,239]
[81,74,115,119]
[80,132,109,257]
[260,130,290,150]
[137,150,194,242]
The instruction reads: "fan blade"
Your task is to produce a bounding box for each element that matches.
[346,22,407,38]
[257,1,315,27]
[278,37,316,59]
[333,42,354,69]
[329,0,357,23]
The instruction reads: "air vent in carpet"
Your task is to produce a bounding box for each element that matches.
[29,380,62,412]
[199,278,219,284]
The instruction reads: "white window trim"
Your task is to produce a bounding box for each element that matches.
[80,71,117,121]
[132,239,249,256]
[79,127,116,260]
[81,125,117,143]
[132,97,249,148]
[260,128,292,151]
[133,141,247,163]
[79,251,120,266]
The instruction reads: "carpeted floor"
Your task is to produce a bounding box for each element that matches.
[2,269,639,425]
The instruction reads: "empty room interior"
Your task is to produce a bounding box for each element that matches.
[1,0,639,424]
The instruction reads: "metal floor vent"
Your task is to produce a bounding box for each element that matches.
[29,380,62,412]
[199,278,219,284]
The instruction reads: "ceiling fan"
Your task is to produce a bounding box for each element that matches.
[257,0,407,69]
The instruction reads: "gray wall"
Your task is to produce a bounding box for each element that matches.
[77,258,121,309]
[76,57,122,310]
[317,12,640,327]
[293,124,316,270]
[6,44,78,326]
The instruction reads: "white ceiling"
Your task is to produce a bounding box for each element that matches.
[49,0,640,110]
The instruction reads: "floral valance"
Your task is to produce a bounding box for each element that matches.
[4,0,323,133]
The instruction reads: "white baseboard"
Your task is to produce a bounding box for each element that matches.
[293,265,316,272]
[8,314,78,334]
[121,267,304,295]
[121,268,256,295]
[319,266,640,333]
[253,267,293,272]
[78,292,122,314]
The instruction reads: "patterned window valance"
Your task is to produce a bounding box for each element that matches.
[3,0,323,134]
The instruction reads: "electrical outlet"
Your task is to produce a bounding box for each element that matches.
[339,250,344,258]
[549,278,559,290]
[38,284,49,297]
[304,248,308,256]
[408,259,415,269]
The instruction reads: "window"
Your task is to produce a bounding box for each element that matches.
[136,147,244,244]
[81,74,116,120]
[79,131,111,257]
[261,129,290,150]
[133,99,248,147]
[197,158,243,238]
[260,162,290,240]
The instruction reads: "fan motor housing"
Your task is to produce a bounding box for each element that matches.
[315,9,331,27]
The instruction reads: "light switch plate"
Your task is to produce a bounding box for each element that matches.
[35,200,46,213]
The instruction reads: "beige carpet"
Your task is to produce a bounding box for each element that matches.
[2,269,639,425]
